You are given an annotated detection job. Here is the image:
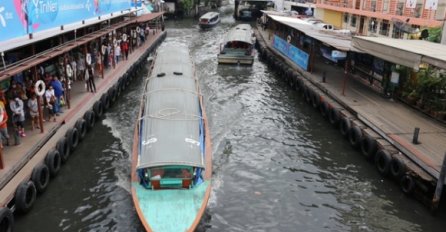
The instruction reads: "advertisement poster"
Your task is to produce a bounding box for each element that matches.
[272,35,309,71]
[0,0,132,43]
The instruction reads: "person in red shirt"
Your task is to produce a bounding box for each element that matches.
[0,105,9,148]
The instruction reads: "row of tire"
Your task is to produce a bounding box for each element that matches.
[255,39,422,198]
[0,33,166,231]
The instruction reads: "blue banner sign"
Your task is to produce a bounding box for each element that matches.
[0,0,133,43]
[272,35,309,71]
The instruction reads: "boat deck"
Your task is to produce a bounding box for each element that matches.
[0,30,165,204]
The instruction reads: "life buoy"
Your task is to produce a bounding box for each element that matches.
[0,207,14,232]
[57,137,70,163]
[31,164,50,194]
[93,101,103,118]
[348,125,363,148]
[329,107,340,125]
[400,174,415,194]
[136,26,141,34]
[86,53,92,66]
[66,128,79,151]
[45,149,61,177]
[66,64,73,78]
[122,33,128,42]
[320,101,329,118]
[84,110,96,130]
[113,39,117,47]
[35,80,46,96]
[101,45,107,55]
[75,119,87,140]
[339,117,351,137]
[14,181,37,213]
[287,35,291,43]
[375,149,392,176]
[360,135,377,159]
[390,157,407,179]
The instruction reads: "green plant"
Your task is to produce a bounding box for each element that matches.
[427,27,442,43]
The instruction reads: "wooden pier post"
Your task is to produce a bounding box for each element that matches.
[432,152,446,213]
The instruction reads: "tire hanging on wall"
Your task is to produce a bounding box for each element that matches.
[66,127,79,151]
[360,135,377,160]
[14,181,37,214]
[348,126,363,148]
[329,107,340,126]
[56,137,70,164]
[375,149,392,176]
[75,119,87,141]
[400,174,415,195]
[390,157,407,179]
[0,207,14,232]
[311,91,320,109]
[339,117,351,138]
[93,101,104,118]
[31,164,50,194]
[101,93,110,111]
[320,101,329,118]
[84,110,96,130]
[45,149,61,177]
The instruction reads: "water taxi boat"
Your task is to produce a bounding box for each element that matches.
[218,24,255,65]
[198,12,221,29]
[131,44,212,232]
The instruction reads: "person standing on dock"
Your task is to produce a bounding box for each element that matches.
[86,65,96,93]
[0,103,9,148]
[45,86,57,122]
[77,55,86,81]
[70,57,77,81]
[10,97,26,139]
[51,76,64,115]
[27,94,39,130]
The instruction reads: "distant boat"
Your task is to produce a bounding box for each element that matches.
[218,24,255,65]
[198,12,220,29]
[131,44,212,232]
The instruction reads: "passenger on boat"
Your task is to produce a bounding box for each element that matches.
[77,55,86,81]
[45,86,57,122]
[70,57,78,82]
[86,66,97,93]
[51,76,64,115]
[27,94,39,130]
[181,169,192,178]
[10,97,26,138]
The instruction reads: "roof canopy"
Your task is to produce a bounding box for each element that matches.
[224,24,254,44]
[266,13,355,51]
[200,12,219,19]
[352,36,446,70]
[138,45,204,170]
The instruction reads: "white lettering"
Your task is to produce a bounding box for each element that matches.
[0,7,5,27]
[142,138,157,146]
[185,138,200,146]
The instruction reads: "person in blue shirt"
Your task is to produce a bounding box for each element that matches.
[50,76,64,115]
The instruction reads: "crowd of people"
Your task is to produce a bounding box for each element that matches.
[0,24,157,149]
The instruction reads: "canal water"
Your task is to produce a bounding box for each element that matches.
[15,9,446,232]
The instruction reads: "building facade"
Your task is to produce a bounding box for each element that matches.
[314,0,445,38]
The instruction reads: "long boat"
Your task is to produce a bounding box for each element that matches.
[218,24,255,65]
[198,12,221,29]
[131,44,212,232]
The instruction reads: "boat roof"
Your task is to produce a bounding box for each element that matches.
[224,24,254,44]
[200,12,219,19]
[138,44,204,170]
[265,13,356,52]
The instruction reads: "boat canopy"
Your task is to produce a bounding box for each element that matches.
[200,12,219,20]
[224,24,254,45]
[138,45,204,170]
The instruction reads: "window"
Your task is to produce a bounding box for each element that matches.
[371,0,376,11]
[379,20,389,36]
[351,15,357,27]
[368,18,377,33]
[414,3,422,18]
[383,0,389,12]
[344,13,349,23]
[396,0,404,15]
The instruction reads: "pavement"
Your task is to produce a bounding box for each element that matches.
[256,27,446,181]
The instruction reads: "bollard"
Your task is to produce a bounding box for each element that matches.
[412,127,420,144]
[322,71,326,83]
[432,152,446,213]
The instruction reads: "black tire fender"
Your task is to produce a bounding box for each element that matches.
[66,127,79,151]
[400,174,415,195]
[320,101,329,118]
[311,91,320,108]
[304,87,312,103]
[14,181,37,213]
[31,163,50,194]
[329,107,340,126]
[348,126,363,148]
[390,157,407,179]
[0,207,14,232]
[339,117,351,138]
[45,149,61,177]
[360,135,377,160]
[84,110,96,130]
[375,149,392,176]
[101,93,110,110]
[56,137,70,164]
[75,119,87,141]
[93,101,103,118]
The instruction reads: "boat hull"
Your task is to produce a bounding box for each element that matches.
[199,21,220,29]
[218,54,254,65]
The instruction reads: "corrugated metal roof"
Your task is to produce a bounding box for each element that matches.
[138,44,204,169]
[267,14,355,51]
[224,24,254,44]
[353,36,446,70]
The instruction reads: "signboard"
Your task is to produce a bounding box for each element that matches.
[272,35,309,71]
[425,0,438,10]
[0,0,132,43]
[405,0,416,8]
